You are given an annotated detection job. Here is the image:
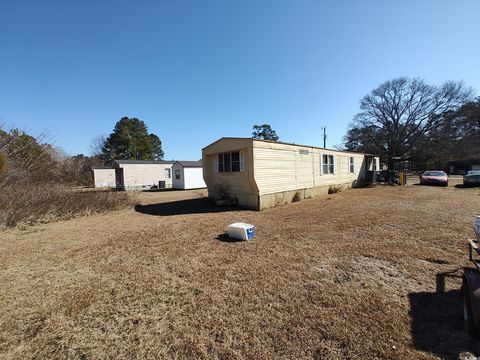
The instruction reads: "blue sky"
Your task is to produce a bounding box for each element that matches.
[1,0,479,160]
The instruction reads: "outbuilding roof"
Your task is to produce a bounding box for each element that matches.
[174,160,203,168]
[113,160,175,165]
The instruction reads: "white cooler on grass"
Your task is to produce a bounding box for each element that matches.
[228,223,255,240]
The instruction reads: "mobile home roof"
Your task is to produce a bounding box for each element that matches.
[203,137,377,156]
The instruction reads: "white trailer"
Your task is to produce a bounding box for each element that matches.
[112,160,175,190]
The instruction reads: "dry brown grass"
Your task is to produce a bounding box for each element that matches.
[0,185,134,227]
[1,185,480,359]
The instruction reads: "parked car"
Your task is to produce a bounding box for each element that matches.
[419,170,448,186]
[463,170,480,186]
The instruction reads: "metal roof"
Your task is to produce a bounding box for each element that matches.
[203,137,378,156]
[113,160,175,165]
[174,160,203,168]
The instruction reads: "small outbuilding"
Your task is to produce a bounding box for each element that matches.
[112,160,175,190]
[172,161,207,189]
[202,137,379,210]
[92,167,116,188]
[449,159,480,175]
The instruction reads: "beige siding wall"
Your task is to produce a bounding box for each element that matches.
[253,148,297,194]
[93,169,116,188]
[253,140,366,196]
[203,138,375,210]
[202,138,259,208]
[121,164,173,189]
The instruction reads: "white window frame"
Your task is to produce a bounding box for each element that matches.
[321,154,335,175]
[175,169,181,180]
[349,156,355,173]
[216,151,245,173]
[165,168,171,178]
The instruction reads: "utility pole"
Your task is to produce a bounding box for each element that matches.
[322,127,327,148]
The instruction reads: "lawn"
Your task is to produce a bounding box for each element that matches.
[0,184,479,359]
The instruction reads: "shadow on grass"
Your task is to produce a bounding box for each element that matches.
[135,197,242,216]
[142,188,179,193]
[409,269,480,359]
[455,184,480,189]
[412,183,448,187]
[216,233,245,243]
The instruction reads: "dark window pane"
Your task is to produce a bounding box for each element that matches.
[231,152,240,171]
[218,154,224,172]
[224,153,231,172]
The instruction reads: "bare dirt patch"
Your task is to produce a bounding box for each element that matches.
[1,186,479,359]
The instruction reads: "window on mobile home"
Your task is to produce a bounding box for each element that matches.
[217,152,241,173]
[322,154,335,174]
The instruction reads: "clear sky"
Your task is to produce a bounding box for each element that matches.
[1,0,479,160]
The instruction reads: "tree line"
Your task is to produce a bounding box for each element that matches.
[0,127,102,186]
[2,76,477,188]
[0,118,282,187]
[0,117,164,186]
[343,77,479,172]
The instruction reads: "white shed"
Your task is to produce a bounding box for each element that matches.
[172,161,206,189]
[92,168,116,188]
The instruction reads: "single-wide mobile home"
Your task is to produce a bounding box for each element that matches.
[92,167,116,188]
[172,161,207,189]
[112,160,175,190]
[202,137,379,210]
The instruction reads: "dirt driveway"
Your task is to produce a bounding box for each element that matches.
[1,185,479,359]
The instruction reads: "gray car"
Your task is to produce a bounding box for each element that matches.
[463,170,480,186]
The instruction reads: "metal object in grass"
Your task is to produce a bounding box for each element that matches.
[462,215,480,339]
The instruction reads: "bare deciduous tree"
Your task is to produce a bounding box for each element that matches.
[348,77,473,169]
[90,134,106,157]
[0,126,57,183]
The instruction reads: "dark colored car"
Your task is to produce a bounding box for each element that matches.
[464,170,480,186]
[419,171,448,186]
